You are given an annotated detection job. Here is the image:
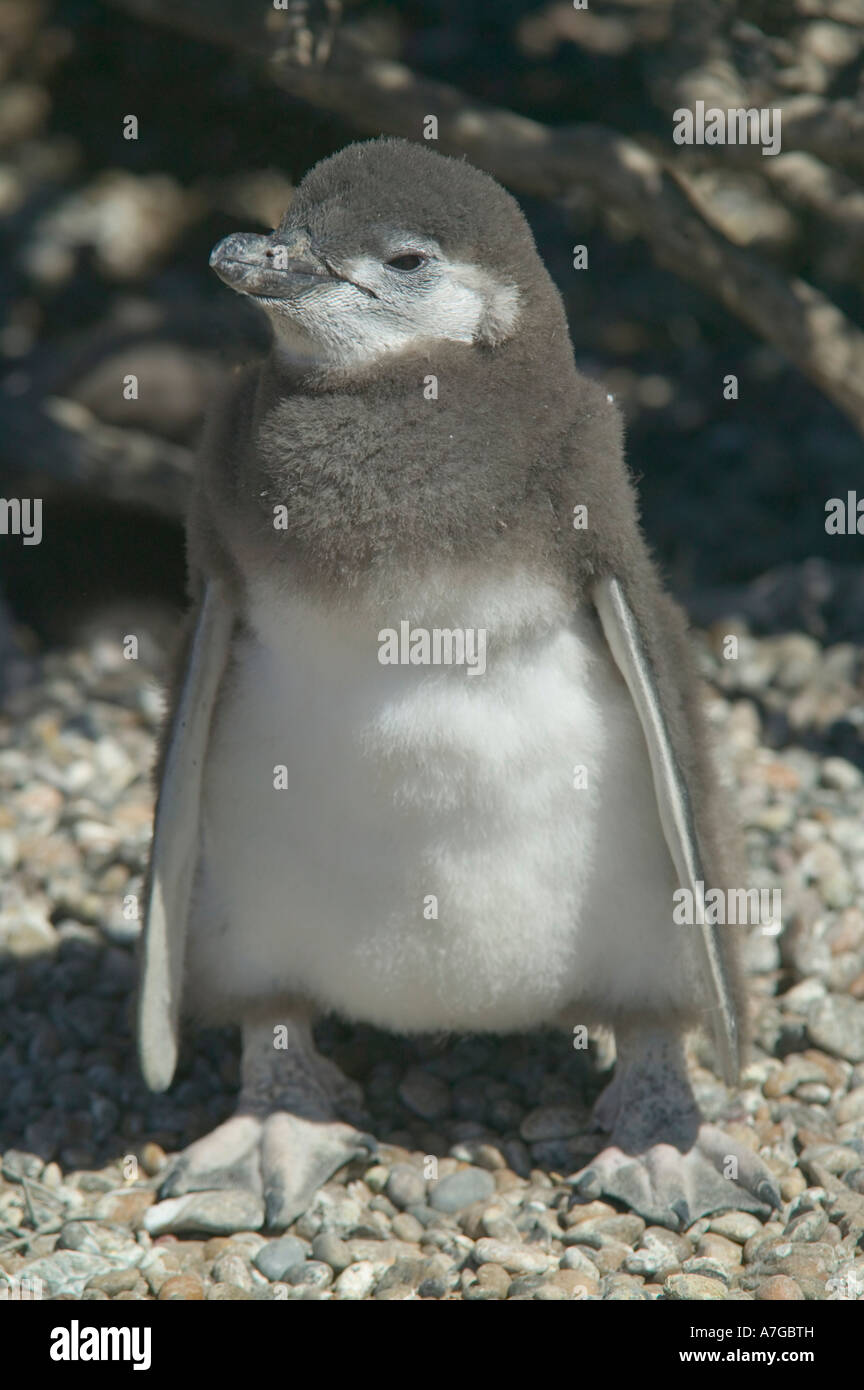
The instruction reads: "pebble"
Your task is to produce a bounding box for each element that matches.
[664,1273,728,1300]
[398,1068,450,1121]
[211,1253,254,1289]
[429,1166,495,1213]
[143,1190,264,1236]
[385,1164,427,1210]
[333,1261,378,1300]
[311,1232,353,1273]
[253,1236,307,1282]
[807,996,864,1062]
[519,1106,583,1141]
[757,1275,806,1300]
[16,1251,116,1298]
[474,1239,554,1275]
[158,1274,204,1300]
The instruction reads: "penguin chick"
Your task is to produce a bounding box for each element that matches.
[139,138,781,1234]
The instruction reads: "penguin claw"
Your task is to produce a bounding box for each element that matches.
[568,1125,782,1232]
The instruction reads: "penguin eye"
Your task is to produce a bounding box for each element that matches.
[386,253,426,271]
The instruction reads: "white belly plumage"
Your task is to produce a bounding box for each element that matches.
[186,571,689,1031]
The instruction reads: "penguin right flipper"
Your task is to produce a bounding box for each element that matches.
[138,583,234,1094]
[592,574,738,1085]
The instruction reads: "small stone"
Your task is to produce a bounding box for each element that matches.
[84,1268,142,1296]
[836,1087,864,1124]
[821,758,863,791]
[93,1189,155,1226]
[682,1256,732,1286]
[474,1263,511,1297]
[333,1261,377,1300]
[143,1189,264,1236]
[429,1167,495,1214]
[391,1212,424,1242]
[311,1232,353,1273]
[807,996,864,1062]
[757,1275,805,1301]
[385,1164,427,1210]
[560,1246,601,1279]
[211,1253,253,1290]
[664,1273,728,1300]
[398,1068,450,1121]
[158,1274,204,1300]
[550,1266,599,1298]
[253,1236,307,1281]
[474,1239,554,1275]
[140,1142,167,1176]
[519,1106,583,1142]
[1,1150,43,1182]
[564,1213,645,1248]
[708,1212,765,1246]
[562,1200,617,1228]
[206,1284,255,1300]
[288,1260,333,1289]
[15,1251,115,1298]
[696,1234,742,1266]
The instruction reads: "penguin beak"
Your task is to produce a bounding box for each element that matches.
[209,232,332,299]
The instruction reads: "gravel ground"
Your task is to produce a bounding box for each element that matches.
[1,612,863,1302]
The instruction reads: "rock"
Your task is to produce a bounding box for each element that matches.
[93,1189,155,1226]
[311,1232,353,1273]
[253,1236,307,1282]
[391,1212,424,1242]
[85,1268,142,1296]
[333,1261,377,1300]
[682,1256,732,1286]
[142,1189,264,1236]
[211,1253,253,1290]
[140,1142,167,1176]
[16,1251,115,1298]
[836,1087,864,1124]
[429,1167,495,1214]
[696,1234,743,1266]
[821,758,863,791]
[385,1164,427,1211]
[398,1068,450,1121]
[56,1220,141,1265]
[158,1274,205,1300]
[564,1214,645,1249]
[664,1273,728,1300]
[519,1106,583,1142]
[1,1150,43,1182]
[756,1275,805,1301]
[288,1260,332,1289]
[807,996,864,1062]
[474,1239,554,1275]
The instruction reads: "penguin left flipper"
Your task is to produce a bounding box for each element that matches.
[138,583,235,1094]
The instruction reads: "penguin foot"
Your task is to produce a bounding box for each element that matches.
[154,1014,376,1229]
[568,1025,781,1231]
[158,1111,376,1228]
[570,1125,781,1231]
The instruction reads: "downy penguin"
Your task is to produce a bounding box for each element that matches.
[139,138,780,1233]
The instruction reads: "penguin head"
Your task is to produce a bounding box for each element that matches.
[210,139,559,369]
